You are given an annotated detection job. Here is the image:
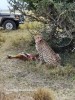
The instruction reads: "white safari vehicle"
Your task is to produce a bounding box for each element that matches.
[0,12,24,30]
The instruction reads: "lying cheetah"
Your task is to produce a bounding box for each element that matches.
[34,34,61,67]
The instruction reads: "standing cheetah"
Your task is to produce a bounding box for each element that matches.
[34,34,61,67]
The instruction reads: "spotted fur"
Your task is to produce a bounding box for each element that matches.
[34,35,61,66]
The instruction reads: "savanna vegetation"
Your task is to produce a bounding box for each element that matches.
[8,0,75,51]
[0,20,75,100]
[0,0,75,100]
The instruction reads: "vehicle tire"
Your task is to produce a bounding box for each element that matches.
[2,20,16,30]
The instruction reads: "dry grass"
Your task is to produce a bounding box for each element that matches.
[0,91,33,100]
[0,92,13,100]
[20,21,44,30]
[0,34,5,46]
[0,29,34,53]
[33,88,55,100]
[0,29,75,79]
[0,28,75,100]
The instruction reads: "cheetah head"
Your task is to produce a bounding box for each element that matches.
[34,34,43,43]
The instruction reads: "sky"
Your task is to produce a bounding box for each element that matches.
[0,0,9,10]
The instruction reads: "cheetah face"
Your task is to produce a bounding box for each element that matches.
[34,35,43,43]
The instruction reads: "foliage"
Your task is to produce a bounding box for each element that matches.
[8,0,75,51]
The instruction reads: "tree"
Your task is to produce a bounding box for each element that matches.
[8,0,75,51]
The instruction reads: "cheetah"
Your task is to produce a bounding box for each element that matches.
[34,34,61,67]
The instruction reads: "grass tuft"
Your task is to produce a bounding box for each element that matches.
[33,88,55,100]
